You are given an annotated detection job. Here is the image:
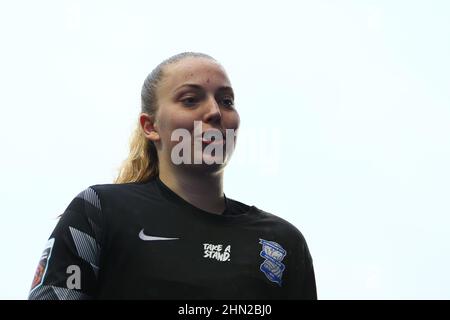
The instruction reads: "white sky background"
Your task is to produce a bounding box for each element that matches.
[0,0,449,299]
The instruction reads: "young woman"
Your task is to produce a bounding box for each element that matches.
[28,52,317,300]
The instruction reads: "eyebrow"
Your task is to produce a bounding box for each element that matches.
[173,83,234,97]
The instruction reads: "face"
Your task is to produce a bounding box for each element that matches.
[144,57,240,173]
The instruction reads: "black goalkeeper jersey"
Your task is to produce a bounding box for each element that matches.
[28,177,317,300]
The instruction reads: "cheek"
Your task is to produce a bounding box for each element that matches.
[223,112,240,147]
[170,114,197,138]
[225,111,240,130]
[158,109,196,141]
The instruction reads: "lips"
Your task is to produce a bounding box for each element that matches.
[202,136,225,145]
[202,138,225,145]
[201,129,225,145]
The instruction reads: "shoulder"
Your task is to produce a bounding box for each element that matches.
[88,181,146,194]
[75,180,158,213]
[253,206,309,246]
[226,197,308,243]
[87,180,156,200]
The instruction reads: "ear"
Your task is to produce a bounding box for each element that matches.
[140,113,160,142]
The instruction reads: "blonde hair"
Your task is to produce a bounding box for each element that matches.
[114,119,158,183]
[114,52,216,184]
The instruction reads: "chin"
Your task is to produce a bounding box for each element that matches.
[183,160,228,175]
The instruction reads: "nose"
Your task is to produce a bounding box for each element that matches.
[202,95,222,124]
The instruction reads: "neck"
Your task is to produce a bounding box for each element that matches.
[158,162,226,215]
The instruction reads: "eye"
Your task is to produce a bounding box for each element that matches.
[181,96,198,107]
[221,97,234,108]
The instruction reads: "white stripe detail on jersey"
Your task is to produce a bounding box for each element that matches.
[87,217,102,247]
[77,187,101,211]
[28,285,58,300]
[29,285,91,300]
[69,227,99,271]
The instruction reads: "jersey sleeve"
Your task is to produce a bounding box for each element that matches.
[300,241,317,299]
[28,187,103,300]
[283,234,318,300]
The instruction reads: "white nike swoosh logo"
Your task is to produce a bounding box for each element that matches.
[138,229,179,241]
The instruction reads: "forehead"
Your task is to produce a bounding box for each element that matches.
[160,57,231,93]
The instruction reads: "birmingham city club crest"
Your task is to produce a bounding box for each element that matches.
[259,239,286,286]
